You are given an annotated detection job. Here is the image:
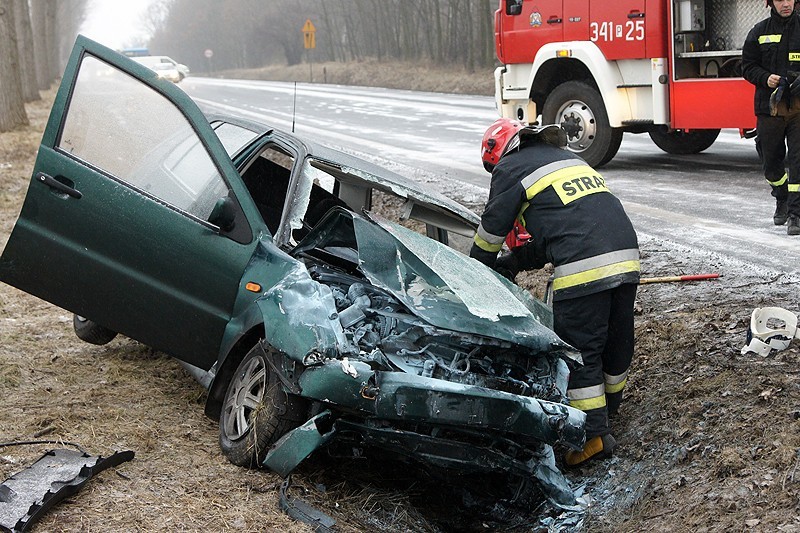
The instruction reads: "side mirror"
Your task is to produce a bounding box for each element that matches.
[209,196,236,232]
[507,0,522,16]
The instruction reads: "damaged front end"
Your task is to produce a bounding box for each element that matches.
[255,209,586,507]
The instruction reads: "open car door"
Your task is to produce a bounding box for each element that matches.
[0,36,257,369]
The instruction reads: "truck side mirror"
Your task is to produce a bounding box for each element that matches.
[507,0,522,16]
[209,196,236,232]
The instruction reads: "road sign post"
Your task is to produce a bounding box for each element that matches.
[204,49,213,74]
[302,19,316,82]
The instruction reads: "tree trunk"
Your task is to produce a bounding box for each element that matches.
[29,0,50,90]
[0,0,28,131]
[13,0,38,102]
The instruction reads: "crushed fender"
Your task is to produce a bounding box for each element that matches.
[0,448,134,532]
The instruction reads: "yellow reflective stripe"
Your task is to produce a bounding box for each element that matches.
[552,260,641,291]
[768,173,788,187]
[521,159,584,193]
[524,164,606,205]
[568,384,606,411]
[473,233,503,253]
[791,53,800,62]
[759,34,782,44]
[605,377,627,394]
[570,395,607,411]
[476,223,506,245]
[554,249,639,277]
[790,184,800,192]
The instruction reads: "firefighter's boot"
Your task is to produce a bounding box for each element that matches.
[788,215,800,235]
[564,434,616,468]
[774,198,789,225]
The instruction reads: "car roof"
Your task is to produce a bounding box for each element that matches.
[210,113,481,231]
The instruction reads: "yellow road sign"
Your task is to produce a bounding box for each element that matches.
[302,19,316,49]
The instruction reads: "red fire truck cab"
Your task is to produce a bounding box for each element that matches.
[494,0,763,167]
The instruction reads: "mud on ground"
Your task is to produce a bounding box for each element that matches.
[1,88,799,533]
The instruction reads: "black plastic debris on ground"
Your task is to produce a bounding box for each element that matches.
[0,448,134,532]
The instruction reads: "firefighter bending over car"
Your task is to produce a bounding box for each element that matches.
[742,0,800,235]
[469,119,640,467]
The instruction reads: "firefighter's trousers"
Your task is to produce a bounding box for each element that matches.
[757,109,800,216]
[554,283,637,439]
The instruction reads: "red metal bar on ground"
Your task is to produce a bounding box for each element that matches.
[639,273,720,284]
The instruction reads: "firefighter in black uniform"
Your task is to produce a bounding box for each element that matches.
[470,118,640,467]
[742,0,800,235]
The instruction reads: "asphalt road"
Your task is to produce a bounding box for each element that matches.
[180,78,799,280]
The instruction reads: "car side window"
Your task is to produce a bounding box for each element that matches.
[240,145,295,235]
[58,55,229,222]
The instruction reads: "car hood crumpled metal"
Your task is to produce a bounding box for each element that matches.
[354,213,573,355]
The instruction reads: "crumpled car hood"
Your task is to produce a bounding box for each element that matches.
[354,214,571,354]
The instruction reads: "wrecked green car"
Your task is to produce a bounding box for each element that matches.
[0,37,585,506]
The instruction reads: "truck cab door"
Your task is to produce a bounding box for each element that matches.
[590,1,647,60]
[498,0,564,64]
[0,36,258,370]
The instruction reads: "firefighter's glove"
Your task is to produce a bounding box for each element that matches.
[494,251,520,281]
[790,73,800,97]
[769,77,788,116]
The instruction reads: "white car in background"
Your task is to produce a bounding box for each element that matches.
[133,55,189,83]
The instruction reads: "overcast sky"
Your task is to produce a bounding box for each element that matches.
[80,0,158,50]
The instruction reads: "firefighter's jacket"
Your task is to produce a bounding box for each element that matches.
[742,10,800,116]
[470,142,640,301]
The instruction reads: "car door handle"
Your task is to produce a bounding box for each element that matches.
[37,172,82,199]
[547,17,563,24]
[628,12,645,18]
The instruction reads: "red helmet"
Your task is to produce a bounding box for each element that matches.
[481,118,524,172]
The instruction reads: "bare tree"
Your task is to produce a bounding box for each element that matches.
[145,0,497,73]
[0,0,28,131]
[30,0,51,90]
[13,0,38,102]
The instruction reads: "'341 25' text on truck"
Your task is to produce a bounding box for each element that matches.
[494,0,763,166]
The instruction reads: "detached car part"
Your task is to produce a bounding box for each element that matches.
[0,449,134,532]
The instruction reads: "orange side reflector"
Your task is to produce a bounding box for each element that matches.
[556,49,572,58]
[245,282,262,293]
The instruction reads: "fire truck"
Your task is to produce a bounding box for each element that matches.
[493,0,766,167]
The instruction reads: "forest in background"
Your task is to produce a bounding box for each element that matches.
[147,0,497,75]
[0,0,499,132]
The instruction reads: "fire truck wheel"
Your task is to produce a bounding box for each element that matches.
[648,128,720,155]
[541,81,622,168]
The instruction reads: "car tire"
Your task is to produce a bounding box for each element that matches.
[541,80,623,168]
[219,343,308,468]
[73,315,118,345]
[648,127,720,155]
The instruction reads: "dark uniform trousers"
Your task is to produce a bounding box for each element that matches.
[554,283,637,439]
[757,104,800,214]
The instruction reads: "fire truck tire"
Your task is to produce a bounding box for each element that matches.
[648,128,721,155]
[541,81,622,168]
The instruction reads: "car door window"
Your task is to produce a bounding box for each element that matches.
[58,55,229,221]
[240,145,295,235]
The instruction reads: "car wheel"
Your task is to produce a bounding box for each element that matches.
[648,127,720,155]
[219,343,308,468]
[541,80,623,168]
[73,315,118,345]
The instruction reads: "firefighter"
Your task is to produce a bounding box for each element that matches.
[742,0,800,235]
[470,118,640,467]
